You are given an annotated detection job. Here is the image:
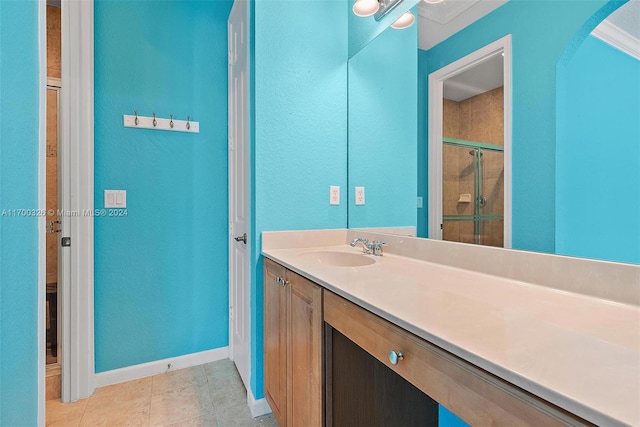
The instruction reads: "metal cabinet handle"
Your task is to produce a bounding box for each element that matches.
[233,233,247,244]
[388,350,404,365]
[275,276,289,287]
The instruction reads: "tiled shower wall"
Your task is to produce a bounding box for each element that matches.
[47,6,61,79]
[46,5,61,284]
[442,87,504,247]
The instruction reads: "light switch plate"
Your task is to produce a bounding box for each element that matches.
[104,190,127,208]
[329,186,340,205]
[355,186,365,205]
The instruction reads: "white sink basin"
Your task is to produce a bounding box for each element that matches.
[297,251,375,267]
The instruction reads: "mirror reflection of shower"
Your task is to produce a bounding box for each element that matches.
[441,52,504,247]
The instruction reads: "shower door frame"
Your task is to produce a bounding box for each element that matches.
[427,35,512,248]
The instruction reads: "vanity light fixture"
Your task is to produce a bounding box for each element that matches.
[391,11,415,29]
[423,0,444,3]
[352,0,415,29]
[352,0,380,17]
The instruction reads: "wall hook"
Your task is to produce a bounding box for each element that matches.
[123,112,198,133]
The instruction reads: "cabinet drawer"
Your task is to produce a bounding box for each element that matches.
[324,291,592,427]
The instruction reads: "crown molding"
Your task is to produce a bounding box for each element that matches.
[592,19,640,60]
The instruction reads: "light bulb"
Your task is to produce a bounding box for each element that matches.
[391,11,415,29]
[353,0,379,17]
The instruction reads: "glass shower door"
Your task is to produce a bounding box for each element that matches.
[477,148,504,247]
[442,138,504,247]
[442,143,477,244]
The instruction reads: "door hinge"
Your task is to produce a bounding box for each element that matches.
[61,236,71,247]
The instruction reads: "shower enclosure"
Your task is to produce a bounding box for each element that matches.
[442,137,504,247]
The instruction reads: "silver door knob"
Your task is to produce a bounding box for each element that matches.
[233,233,247,244]
[388,350,404,365]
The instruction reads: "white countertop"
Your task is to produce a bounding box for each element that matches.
[262,244,640,426]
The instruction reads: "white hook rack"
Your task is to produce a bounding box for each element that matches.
[123,113,199,133]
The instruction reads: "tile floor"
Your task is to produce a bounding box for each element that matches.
[46,359,279,427]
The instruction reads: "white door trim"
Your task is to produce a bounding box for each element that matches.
[38,2,47,423]
[59,0,95,403]
[428,34,512,248]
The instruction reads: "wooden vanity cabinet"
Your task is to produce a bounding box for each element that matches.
[264,259,288,424]
[264,257,592,427]
[264,259,323,427]
[324,291,592,427]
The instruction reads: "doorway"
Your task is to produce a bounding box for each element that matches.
[45,3,62,401]
[41,0,95,411]
[428,35,512,248]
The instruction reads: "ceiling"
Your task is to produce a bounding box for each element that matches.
[443,53,503,102]
[417,0,507,51]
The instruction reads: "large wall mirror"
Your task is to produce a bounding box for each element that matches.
[347,0,639,265]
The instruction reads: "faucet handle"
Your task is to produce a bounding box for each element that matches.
[372,240,386,256]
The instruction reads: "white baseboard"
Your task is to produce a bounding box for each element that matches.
[94,347,229,389]
[248,388,272,418]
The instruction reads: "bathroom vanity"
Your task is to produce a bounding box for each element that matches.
[262,229,640,427]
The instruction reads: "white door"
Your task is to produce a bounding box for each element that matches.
[228,0,250,391]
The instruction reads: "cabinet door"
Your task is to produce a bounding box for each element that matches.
[264,259,288,426]
[287,271,323,427]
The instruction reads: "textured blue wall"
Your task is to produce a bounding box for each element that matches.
[0,0,40,424]
[556,35,639,264]
[348,18,417,228]
[94,0,233,372]
[417,48,429,237]
[251,0,348,399]
[419,0,624,253]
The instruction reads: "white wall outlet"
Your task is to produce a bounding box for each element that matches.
[355,186,365,205]
[104,190,126,208]
[329,186,340,205]
[417,196,423,208]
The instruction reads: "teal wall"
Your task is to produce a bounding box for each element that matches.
[419,0,626,253]
[250,0,348,399]
[94,0,233,372]
[0,0,41,424]
[556,35,639,264]
[417,48,428,237]
[348,15,417,228]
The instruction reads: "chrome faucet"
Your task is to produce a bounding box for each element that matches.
[350,237,372,254]
[350,237,387,256]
